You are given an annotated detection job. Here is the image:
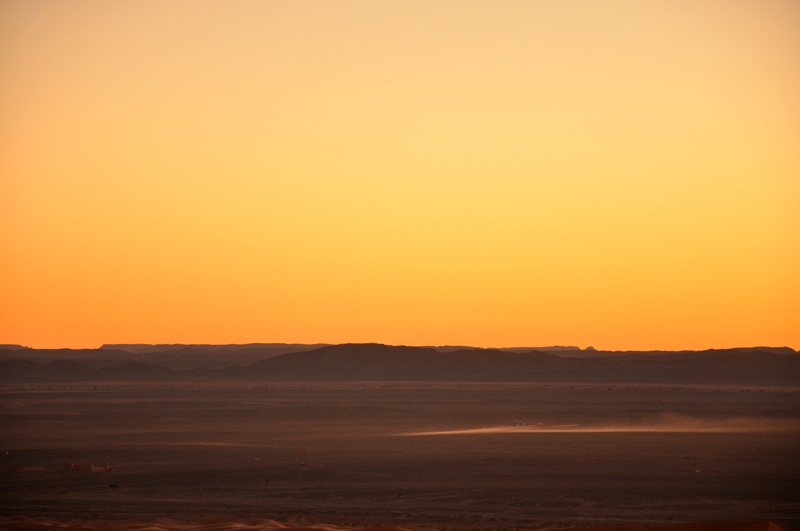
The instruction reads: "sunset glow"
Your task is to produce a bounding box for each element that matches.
[2,1,799,349]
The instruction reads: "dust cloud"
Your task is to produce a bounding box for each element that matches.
[399,415,800,436]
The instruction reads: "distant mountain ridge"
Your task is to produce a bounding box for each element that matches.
[2,343,794,368]
[98,343,331,353]
[97,343,589,355]
[1,343,798,386]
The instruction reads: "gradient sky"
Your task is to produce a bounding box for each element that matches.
[1,1,798,350]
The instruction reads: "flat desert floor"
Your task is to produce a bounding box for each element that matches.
[1,383,798,529]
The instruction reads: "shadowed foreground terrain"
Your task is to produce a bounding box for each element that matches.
[0,515,795,531]
[1,381,798,529]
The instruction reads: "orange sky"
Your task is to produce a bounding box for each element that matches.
[1,1,799,350]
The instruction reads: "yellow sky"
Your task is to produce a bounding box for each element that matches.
[1,1,799,350]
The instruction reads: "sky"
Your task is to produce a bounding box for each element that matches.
[1,0,799,350]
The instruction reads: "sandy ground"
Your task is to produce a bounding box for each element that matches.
[0,515,794,531]
[1,382,798,529]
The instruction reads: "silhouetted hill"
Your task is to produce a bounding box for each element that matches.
[229,344,579,381]
[6,344,794,369]
[0,348,134,360]
[0,346,320,369]
[0,359,95,382]
[0,344,31,350]
[223,344,799,384]
[578,346,797,358]
[0,358,173,382]
[100,343,330,354]
[426,345,582,353]
[1,344,798,385]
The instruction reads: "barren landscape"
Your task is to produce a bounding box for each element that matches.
[2,359,799,530]
[4,1,799,529]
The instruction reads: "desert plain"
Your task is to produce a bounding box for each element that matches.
[2,377,798,530]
